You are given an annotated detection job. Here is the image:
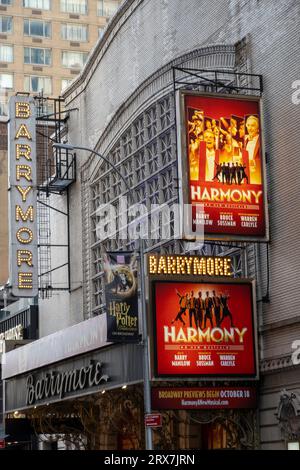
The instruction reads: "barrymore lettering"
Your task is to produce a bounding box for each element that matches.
[26,360,109,405]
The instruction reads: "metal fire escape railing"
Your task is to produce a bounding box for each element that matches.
[34,93,77,297]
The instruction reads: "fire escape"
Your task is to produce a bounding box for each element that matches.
[35,94,76,298]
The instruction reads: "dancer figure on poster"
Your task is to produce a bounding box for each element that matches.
[171,290,189,325]
[212,290,221,327]
[195,291,205,329]
[189,290,197,328]
[203,291,214,328]
[220,293,234,327]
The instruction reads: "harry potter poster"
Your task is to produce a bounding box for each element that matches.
[104,252,139,342]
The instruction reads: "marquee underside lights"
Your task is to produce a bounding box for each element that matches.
[8,97,38,297]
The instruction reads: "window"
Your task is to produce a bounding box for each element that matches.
[24,75,52,94]
[61,50,88,68]
[24,47,51,65]
[98,26,105,38]
[0,0,12,5]
[0,16,12,33]
[23,0,50,9]
[61,23,87,41]
[0,44,13,62]
[61,78,73,92]
[0,98,8,116]
[24,19,51,38]
[60,0,87,14]
[97,0,119,17]
[0,73,13,89]
[287,442,300,450]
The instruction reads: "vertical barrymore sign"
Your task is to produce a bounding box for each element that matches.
[8,96,38,297]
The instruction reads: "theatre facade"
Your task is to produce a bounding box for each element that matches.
[2,257,260,450]
[2,0,300,450]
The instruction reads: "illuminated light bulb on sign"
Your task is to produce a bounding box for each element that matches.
[16,164,32,182]
[17,250,33,267]
[18,272,33,289]
[16,227,33,244]
[9,97,37,297]
[15,123,32,140]
[15,205,34,222]
[148,255,233,277]
[15,102,31,118]
[16,143,32,161]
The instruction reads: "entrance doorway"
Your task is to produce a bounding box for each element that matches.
[201,421,234,449]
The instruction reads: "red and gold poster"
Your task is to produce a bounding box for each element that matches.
[152,281,257,378]
[178,92,268,240]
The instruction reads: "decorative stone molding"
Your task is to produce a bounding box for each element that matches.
[260,355,295,373]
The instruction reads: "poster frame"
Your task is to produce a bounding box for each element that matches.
[176,89,270,242]
[148,273,259,382]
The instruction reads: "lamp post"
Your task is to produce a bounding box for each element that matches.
[53,143,153,450]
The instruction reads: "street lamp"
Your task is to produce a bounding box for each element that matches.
[52,142,153,450]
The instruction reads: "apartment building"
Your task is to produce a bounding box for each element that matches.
[0,0,122,117]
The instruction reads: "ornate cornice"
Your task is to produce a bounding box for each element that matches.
[260,355,296,374]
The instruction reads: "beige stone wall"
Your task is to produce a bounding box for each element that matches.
[0,0,122,104]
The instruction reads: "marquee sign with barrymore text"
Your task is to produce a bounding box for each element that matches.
[26,360,109,406]
[8,96,38,297]
[148,255,232,277]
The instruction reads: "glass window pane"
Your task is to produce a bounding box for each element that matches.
[0,73,13,89]
[24,19,51,37]
[24,47,30,63]
[98,26,105,38]
[23,0,50,9]
[0,16,13,33]
[31,20,44,36]
[24,47,51,65]
[62,50,88,68]
[44,22,51,37]
[0,45,13,62]
[60,0,87,15]
[45,49,51,64]
[24,75,52,95]
[0,97,8,116]
[0,0,12,5]
[97,0,119,17]
[61,78,73,92]
[32,48,42,63]
[61,23,87,41]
